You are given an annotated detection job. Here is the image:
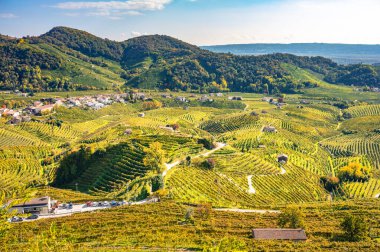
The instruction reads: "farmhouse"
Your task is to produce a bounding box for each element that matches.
[176,96,187,102]
[32,104,54,115]
[124,129,133,135]
[278,154,289,163]
[252,229,307,241]
[262,126,277,133]
[262,97,273,102]
[200,95,213,102]
[9,196,56,215]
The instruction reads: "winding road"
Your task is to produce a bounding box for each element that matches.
[162,142,227,177]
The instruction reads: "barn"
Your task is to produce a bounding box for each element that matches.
[252,229,307,241]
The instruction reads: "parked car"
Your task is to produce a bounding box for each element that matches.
[9,216,23,222]
[58,203,67,210]
[26,214,39,220]
[103,201,110,207]
[110,201,120,207]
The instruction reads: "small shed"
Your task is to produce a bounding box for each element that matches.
[252,229,307,241]
[124,129,133,135]
[262,126,277,133]
[138,113,145,118]
[277,154,289,163]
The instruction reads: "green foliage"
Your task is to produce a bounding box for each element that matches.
[201,158,216,170]
[40,26,125,61]
[320,176,340,192]
[278,207,305,229]
[151,175,164,192]
[340,214,369,241]
[338,162,371,182]
[143,142,166,174]
[2,27,379,94]
[54,145,93,185]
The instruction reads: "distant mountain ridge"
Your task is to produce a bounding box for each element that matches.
[1,27,380,93]
[202,43,380,65]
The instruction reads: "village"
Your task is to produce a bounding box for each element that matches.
[0,91,234,125]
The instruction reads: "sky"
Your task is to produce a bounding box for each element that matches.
[0,0,380,45]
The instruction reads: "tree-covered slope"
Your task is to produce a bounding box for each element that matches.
[1,26,379,93]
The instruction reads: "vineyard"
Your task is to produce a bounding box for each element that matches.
[1,200,379,251]
[1,92,380,218]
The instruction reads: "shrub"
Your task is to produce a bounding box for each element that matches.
[197,137,214,150]
[151,175,164,192]
[278,207,305,229]
[142,100,162,110]
[320,176,340,192]
[202,158,216,170]
[338,162,371,182]
[341,214,368,241]
[197,203,212,219]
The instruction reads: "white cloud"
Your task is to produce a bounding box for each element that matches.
[0,13,17,19]
[131,31,148,37]
[54,0,170,19]
[54,0,172,11]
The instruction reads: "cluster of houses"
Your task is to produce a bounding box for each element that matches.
[0,107,32,124]
[1,93,132,125]
[262,97,287,108]
[354,87,380,93]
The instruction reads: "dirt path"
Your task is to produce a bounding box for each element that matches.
[247,175,256,194]
[214,208,280,214]
[162,142,227,177]
[247,166,286,194]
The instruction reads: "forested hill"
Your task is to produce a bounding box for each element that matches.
[203,43,380,65]
[1,26,380,93]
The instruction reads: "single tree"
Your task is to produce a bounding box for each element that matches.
[143,142,166,174]
[278,207,305,229]
[341,214,368,241]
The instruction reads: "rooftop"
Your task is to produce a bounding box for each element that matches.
[12,196,50,207]
[252,228,307,240]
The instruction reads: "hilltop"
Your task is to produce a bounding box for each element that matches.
[1,26,380,94]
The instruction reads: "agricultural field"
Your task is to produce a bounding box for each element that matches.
[1,90,380,250]
[1,200,380,251]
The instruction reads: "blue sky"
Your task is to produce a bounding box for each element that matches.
[0,0,380,45]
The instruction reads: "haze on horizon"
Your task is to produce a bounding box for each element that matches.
[0,0,380,46]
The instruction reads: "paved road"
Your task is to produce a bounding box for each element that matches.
[20,199,157,222]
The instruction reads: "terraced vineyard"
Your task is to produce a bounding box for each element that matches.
[346,104,380,118]
[321,134,380,169]
[344,179,380,198]
[1,92,380,211]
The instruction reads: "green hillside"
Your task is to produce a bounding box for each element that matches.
[1,26,380,94]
